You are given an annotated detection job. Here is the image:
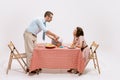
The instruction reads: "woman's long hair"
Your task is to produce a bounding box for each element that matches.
[76,27,84,37]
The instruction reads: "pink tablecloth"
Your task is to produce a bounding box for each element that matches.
[29,44,90,73]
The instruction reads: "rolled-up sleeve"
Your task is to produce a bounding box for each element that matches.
[36,18,48,32]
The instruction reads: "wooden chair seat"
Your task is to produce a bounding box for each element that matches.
[12,53,27,59]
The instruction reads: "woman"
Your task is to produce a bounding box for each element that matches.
[67,27,88,74]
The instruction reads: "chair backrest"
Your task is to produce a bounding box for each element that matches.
[8,41,27,65]
[90,41,99,54]
[8,41,17,54]
[8,41,21,57]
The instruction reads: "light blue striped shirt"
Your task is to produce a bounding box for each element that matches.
[26,18,48,35]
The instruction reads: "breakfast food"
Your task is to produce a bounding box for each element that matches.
[70,44,75,48]
[67,44,76,49]
[46,43,55,47]
[45,43,56,49]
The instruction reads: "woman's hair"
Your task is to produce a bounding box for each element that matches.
[76,27,84,37]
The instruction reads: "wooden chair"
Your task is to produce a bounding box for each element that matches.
[89,41,100,74]
[6,41,27,74]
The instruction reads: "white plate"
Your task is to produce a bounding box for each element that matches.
[67,46,76,49]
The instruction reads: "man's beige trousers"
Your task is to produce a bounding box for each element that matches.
[23,30,37,68]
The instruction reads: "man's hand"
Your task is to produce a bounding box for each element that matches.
[54,35,59,42]
[46,30,59,42]
[46,33,59,43]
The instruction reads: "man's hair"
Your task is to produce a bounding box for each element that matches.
[44,11,53,17]
[76,27,84,37]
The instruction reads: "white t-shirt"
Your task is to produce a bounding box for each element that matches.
[74,36,87,48]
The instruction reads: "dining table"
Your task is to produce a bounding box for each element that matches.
[29,43,90,74]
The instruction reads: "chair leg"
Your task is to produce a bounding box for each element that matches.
[95,53,100,74]
[9,55,13,70]
[13,54,26,72]
[6,54,13,74]
[92,53,96,69]
[16,53,27,67]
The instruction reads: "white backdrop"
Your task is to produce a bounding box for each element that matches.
[0,0,120,58]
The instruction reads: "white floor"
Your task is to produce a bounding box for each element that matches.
[0,50,120,80]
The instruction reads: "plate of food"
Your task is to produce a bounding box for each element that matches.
[67,45,76,49]
[45,43,56,49]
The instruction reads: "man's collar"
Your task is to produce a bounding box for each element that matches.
[42,18,46,23]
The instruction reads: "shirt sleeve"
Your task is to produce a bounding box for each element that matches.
[36,18,48,32]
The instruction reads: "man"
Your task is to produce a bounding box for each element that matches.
[23,11,59,74]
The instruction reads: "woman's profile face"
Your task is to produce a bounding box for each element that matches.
[73,28,77,36]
